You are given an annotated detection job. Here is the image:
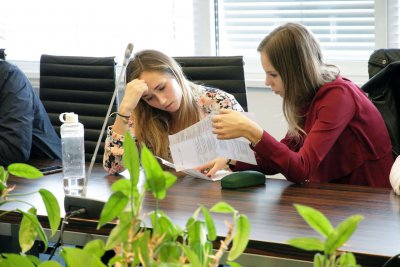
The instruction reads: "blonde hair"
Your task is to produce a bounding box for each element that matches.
[257,22,339,140]
[126,49,202,159]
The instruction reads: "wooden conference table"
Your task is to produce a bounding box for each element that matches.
[1,159,399,267]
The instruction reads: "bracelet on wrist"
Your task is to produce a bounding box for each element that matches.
[110,112,131,123]
[226,159,232,166]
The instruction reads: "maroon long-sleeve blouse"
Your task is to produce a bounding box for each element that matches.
[234,76,392,188]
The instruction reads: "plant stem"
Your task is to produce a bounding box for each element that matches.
[0,209,14,219]
[211,221,234,267]
[8,191,37,197]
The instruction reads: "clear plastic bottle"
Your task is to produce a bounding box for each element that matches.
[59,112,85,195]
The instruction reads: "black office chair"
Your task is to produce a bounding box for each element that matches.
[0,49,5,60]
[382,253,400,267]
[173,56,248,111]
[362,59,400,159]
[40,54,117,162]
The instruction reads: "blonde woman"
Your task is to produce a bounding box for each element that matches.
[197,23,392,188]
[103,50,243,174]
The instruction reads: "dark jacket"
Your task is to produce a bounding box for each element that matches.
[0,60,61,165]
[362,61,400,159]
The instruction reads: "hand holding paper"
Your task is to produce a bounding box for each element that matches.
[212,109,264,147]
[168,115,257,171]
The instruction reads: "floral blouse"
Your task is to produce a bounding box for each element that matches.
[103,86,244,174]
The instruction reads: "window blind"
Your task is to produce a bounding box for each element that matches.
[388,0,400,48]
[0,0,195,62]
[216,0,376,61]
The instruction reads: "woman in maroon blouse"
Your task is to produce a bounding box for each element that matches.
[198,22,392,188]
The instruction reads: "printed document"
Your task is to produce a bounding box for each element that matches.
[168,115,257,171]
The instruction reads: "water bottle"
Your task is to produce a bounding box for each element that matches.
[59,112,86,195]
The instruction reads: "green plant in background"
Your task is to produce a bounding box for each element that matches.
[16,134,250,267]
[0,133,250,267]
[0,163,61,266]
[59,132,250,267]
[287,204,364,267]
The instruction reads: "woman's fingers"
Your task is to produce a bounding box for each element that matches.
[194,161,213,172]
[205,165,219,177]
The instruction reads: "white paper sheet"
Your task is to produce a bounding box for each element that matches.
[168,115,257,171]
[157,157,230,181]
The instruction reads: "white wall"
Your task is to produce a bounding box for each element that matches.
[247,87,287,179]
[247,87,287,139]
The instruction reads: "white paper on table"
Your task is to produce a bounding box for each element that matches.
[157,157,230,181]
[168,115,257,171]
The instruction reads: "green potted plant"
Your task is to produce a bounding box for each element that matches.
[0,132,251,267]
[287,204,364,267]
[0,163,61,266]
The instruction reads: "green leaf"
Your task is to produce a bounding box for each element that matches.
[19,208,37,253]
[287,237,324,251]
[18,208,48,253]
[60,247,106,267]
[0,253,35,267]
[187,220,206,248]
[338,252,357,267]
[334,215,364,250]
[228,214,250,261]
[324,214,364,255]
[106,255,125,267]
[226,262,243,267]
[204,240,213,258]
[105,212,132,250]
[0,166,7,192]
[138,230,151,266]
[192,207,201,219]
[98,191,129,228]
[201,206,217,241]
[187,240,203,263]
[111,178,132,196]
[83,239,106,258]
[294,204,334,238]
[141,145,167,199]
[185,216,196,232]
[163,171,177,190]
[210,201,236,214]
[325,230,339,255]
[158,215,179,241]
[157,242,181,263]
[39,189,61,236]
[181,246,200,267]
[0,166,6,182]
[0,180,6,193]
[7,163,43,179]
[313,253,325,267]
[38,261,64,267]
[123,132,140,188]
[26,255,41,265]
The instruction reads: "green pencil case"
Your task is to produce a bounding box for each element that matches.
[221,170,266,189]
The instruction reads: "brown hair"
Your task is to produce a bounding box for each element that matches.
[257,22,339,140]
[126,49,202,159]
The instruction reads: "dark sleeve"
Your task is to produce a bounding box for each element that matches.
[0,65,34,165]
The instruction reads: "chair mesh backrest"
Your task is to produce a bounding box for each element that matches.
[40,54,116,163]
[173,56,248,111]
